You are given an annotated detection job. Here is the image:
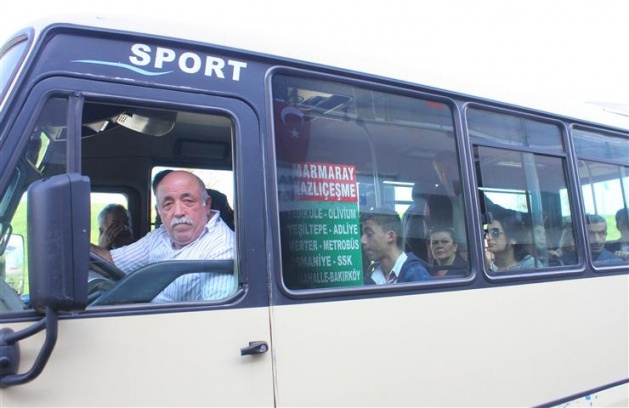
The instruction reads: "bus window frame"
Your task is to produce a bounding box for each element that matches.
[268,67,477,299]
[465,103,596,281]
[570,124,629,165]
[0,30,33,109]
[570,124,629,272]
[1,76,267,314]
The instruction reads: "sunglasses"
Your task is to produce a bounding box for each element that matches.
[484,227,504,238]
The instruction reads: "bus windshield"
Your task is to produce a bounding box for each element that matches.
[0,36,29,107]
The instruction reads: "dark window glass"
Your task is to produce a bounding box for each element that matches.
[468,107,564,151]
[475,146,576,272]
[573,128,628,162]
[272,74,468,290]
[578,159,629,267]
[468,108,575,274]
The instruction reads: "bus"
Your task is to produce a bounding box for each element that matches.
[0,14,627,407]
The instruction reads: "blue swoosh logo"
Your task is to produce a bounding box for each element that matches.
[72,60,172,76]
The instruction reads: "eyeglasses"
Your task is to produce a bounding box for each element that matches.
[484,227,504,238]
[430,239,453,246]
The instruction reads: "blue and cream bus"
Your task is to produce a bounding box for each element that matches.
[0,13,627,407]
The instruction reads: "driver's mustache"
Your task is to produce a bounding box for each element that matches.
[171,216,193,227]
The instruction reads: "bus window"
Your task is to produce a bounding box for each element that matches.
[0,97,69,311]
[467,107,564,151]
[80,103,238,305]
[272,73,469,289]
[573,128,628,162]
[1,94,241,311]
[573,128,629,266]
[0,36,29,101]
[469,107,575,273]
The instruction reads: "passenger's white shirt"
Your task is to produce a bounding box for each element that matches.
[370,252,408,285]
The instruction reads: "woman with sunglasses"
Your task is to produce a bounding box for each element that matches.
[428,226,467,277]
[485,210,541,272]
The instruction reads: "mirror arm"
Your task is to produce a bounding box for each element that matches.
[0,307,58,387]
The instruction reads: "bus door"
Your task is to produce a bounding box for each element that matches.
[0,78,274,406]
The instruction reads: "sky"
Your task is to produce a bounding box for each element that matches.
[1,0,628,126]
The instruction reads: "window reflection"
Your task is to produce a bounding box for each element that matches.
[273,74,468,289]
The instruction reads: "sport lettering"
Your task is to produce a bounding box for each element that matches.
[129,44,248,81]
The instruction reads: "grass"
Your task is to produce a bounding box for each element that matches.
[5,202,109,295]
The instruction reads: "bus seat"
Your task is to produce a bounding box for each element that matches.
[402,183,429,261]
[207,188,235,231]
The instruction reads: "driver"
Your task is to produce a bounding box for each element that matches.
[90,170,235,302]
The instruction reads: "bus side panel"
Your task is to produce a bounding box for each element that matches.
[270,275,628,406]
[2,308,274,407]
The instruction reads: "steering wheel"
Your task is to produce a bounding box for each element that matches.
[89,250,126,281]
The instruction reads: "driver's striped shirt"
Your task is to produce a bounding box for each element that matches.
[111,210,235,302]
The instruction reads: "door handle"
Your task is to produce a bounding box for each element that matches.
[240,341,268,356]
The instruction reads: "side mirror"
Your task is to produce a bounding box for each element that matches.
[27,173,90,312]
[1,174,90,387]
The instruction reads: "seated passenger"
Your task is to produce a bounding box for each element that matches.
[97,204,134,250]
[605,208,629,260]
[548,223,577,265]
[91,170,236,302]
[429,151,466,258]
[587,214,622,264]
[428,150,503,262]
[360,207,431,284]
[428,226,467,277]
[531,223,562,266]
[485,210,542,272]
